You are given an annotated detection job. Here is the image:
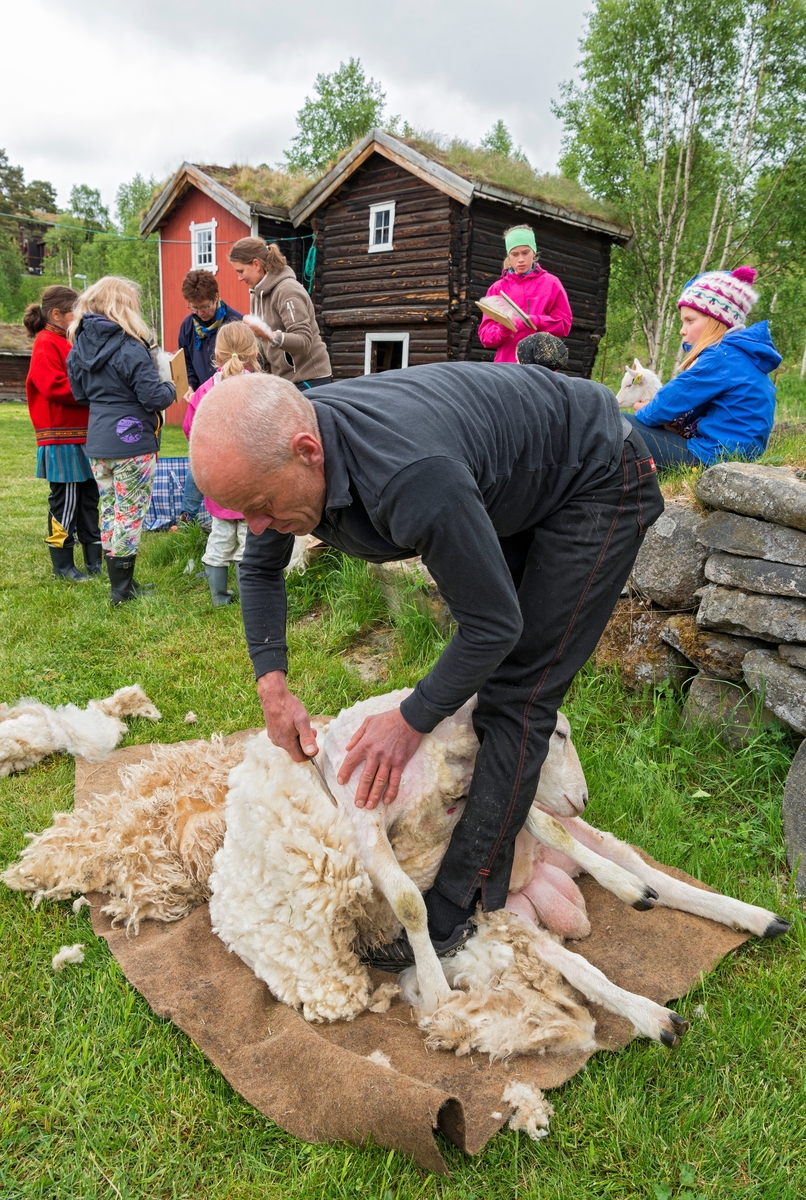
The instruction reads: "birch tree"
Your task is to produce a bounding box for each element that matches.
[555,0,806,372]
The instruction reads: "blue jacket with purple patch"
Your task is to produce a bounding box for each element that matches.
[67,313,175,458]
[634,321,781,465]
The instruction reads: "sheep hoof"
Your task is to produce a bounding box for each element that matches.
[632,887,658,911]
[669,1011,689,1036]
[660,1029,681,1049]
[762,916,790,938]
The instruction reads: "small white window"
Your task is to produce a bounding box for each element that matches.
[189,218,219,274]
[364,331,410,374]
[368,201,396,253]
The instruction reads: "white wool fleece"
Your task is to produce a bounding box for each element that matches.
[209,733,395,1023]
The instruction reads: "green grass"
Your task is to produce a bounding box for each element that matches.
[1,405,804,1199]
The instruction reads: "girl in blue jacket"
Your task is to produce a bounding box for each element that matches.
[626,266,781,469]
[68,276,175,603]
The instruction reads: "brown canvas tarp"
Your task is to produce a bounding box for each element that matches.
[76,742,749,1173]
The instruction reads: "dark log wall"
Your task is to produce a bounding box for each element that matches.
[256,214,311,282]
[464,199,613,377]
[313,155,450,378]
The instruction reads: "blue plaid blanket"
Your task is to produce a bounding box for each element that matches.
[145,457,210,531]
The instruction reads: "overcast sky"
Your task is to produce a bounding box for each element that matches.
[4,0,590,214]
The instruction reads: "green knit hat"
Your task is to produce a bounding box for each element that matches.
[505,227,537,254]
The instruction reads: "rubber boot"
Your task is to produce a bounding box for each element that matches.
[49,545,90,582]
[82,541,104,576]
[105,553,139,604]
[205,564,233,606]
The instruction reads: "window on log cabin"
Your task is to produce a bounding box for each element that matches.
[189,218,218,274]
[364,332,409,374]
[368,201,396,253]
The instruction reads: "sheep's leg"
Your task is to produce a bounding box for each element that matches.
[520,918,688,1047]
[554,816,790,939]
[525,809,658,910]
[351,813,452,1013]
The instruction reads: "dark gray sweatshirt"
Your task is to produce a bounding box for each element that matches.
[239,361,625,733]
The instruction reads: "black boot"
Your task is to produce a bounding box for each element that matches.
[49,545,90,582]
[205,564,233,606]
[105,553,138,604]
[82,541,104,576]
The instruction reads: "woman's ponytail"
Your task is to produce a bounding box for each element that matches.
[23,285,79,338]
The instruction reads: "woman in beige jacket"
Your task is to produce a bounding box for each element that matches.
[229,238,332,390]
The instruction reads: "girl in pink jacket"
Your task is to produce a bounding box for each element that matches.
[183,322,258,606]
[478,225,573,363]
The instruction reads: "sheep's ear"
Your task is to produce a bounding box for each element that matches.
[633,358,642,371]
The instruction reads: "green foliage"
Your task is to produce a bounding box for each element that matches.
[557,0,806,374]
[0,149,58,322]
[480,120,529,164]
[284,58,386,173]
[41,174,161,335]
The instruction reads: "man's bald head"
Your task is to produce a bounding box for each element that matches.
[190,373,327,535]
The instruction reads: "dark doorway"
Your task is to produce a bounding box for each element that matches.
[370,339,404,373]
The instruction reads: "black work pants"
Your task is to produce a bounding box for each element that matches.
[431,428,664,912]
[45,479,101,549]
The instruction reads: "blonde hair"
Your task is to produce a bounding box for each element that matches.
[502,224,538,271]
[229,237,287,276]
[680,315,728,371]
[214,322,260,379]
[69,276,152,344]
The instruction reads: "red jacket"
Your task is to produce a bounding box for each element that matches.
[26,327,89,446]
[478,266,573,362]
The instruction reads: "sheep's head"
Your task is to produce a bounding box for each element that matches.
[616,358,662,409]
[532,712,587,818]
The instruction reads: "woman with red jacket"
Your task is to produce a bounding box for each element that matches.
[478,225,573,363]
[25,285,101,581]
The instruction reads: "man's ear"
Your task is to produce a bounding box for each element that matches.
[291,431,324,467]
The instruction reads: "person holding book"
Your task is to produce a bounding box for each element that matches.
[477,225,572,364]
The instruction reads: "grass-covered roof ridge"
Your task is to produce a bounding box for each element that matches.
[401,133,622,223]
[0,324,30,353]
[196,164,315,210]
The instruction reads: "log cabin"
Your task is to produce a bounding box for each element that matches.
[0,324,31,400]
[143,133,629,397]
[290,130,630,379]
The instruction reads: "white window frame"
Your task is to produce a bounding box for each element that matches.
[189,217,219,274]
[368,201,396,253]
[364,331,410,375]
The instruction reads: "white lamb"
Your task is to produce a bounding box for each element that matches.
[0,685,161,777]
[616,359,662,409]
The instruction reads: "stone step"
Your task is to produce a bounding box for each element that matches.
[694,462,806,532]
[698,509,806,567]
[696,584,806,644]
[742,648,806,735]
[704,551,806,599]
[660,613,766,682]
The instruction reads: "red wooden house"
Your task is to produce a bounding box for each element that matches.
[140,163,312,423]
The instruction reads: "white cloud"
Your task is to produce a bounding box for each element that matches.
[4,0,588,210]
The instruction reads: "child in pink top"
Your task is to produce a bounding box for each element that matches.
[478,224,572,363]
[183,322,258,606]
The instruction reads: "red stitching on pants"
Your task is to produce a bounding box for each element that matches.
[461,445,632,906]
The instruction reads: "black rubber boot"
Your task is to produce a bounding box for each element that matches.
[205,564,233,606]
[82,541,104,576]
[105,553,138,604]
[49,545,90,582]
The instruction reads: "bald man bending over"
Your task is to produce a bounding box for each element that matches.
[191,362,664,968]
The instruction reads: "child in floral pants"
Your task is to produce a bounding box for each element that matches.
[91,453,158,558]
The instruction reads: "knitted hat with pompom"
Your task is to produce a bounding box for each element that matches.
[677,266,758,329]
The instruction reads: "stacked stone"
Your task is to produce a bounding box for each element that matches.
[673,462,806,738]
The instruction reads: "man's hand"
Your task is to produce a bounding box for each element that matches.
[338,708,423,809]
[256,670,317,761]
[632,397,652,411]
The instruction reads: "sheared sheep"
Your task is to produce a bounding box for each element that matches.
[3,690,788,1060]
[616,359,662,410]
[0,685,161,777]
